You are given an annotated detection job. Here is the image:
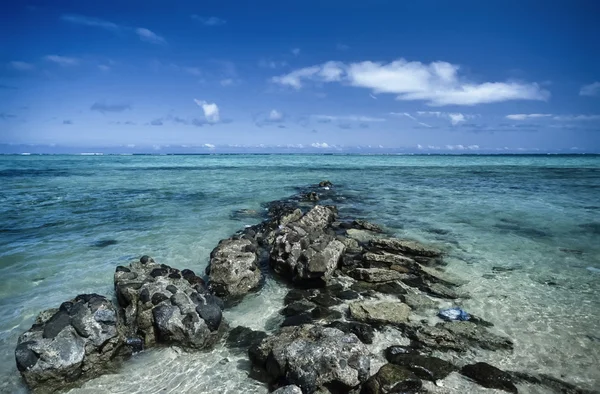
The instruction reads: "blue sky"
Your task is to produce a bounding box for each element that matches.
[1,0,599,153]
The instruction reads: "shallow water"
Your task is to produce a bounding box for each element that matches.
[1,154,599,393]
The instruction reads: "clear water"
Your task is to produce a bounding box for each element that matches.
[1,155,599,393]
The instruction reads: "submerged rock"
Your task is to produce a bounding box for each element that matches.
[361,364,422,394]
[249,324,370,393]
[370,238,442,258]
[347,268,405,283]
[319,180,333,188]
[226,326,268,350]
[207,237,262,298]
[349,301,411,326]
[15,294,127,393]
[384,346,456,381]
[114,256,226,350]
[461,362,518,393]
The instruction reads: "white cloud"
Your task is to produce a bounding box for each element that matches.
[417,122,432,128]
[369,93,377,100]
[272,59,549,106]
[258,59,288,69]
[220,78,234,86]
[506,113,552,120]
[311,142,330,148]
[416,111,443,117]
[448,113,466,125]
[135,28,166,44]
[194,99,220,123]
[269,109,283,121]
[314,115,385,122]
[183,67,202,76]
[203,143,216,149]
[8,61,34,70]
[580,82,600,97]
[552,114,600,121]
[291,48,301,56]
[191,15,226,26]
[45,55,79,66]
[61,14,120,31]
[98,65,110,71]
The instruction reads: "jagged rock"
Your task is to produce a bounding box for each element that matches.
[114,256,226,350]
[326,321,375,344]
[361,252,416,269]
[406,321,513,352]
[15,294,128,393]
[282,300,318,317]
[319,180,333,188]
[273,385,303,394]
[207,237,262,298]
[350,281,406,296]
[348,268,405,283]
[352,220,384,233]
[226,326,267,350]
[302,191,319,202]
[346,229,382,243]
[349,301,411,326]
[271,206,345,286]
[461,362,518,393]
[370,238,442,258]
[402,292,438,310]
[249,325,370,393]
[416,264,466,287]
[384,346,456,381]
[361,364,422,394]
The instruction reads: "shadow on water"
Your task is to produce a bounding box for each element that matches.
[92,239,119,248]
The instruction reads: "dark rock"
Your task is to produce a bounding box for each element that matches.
[311,306,343,321]
[115,266,131,273]
[326,321,375,344]
[461,362,518,393]
[385,347,456,381]
[281,313,314,327]
[15,294,126,393]
[311,293,342,307]
[361,364,422,394]
[284,289,313,305]
[302,191,319,202]
[207,237,262,298]
[348,268,405,283]
[319,180,333,188]
[334,289,360,300]
[140,255,153,264]
[281,300,317,317]
[114,257,226,349]
[226,326,268,350]
[249,324,370,393]
[92,239,118,248]
[370,238,442,258]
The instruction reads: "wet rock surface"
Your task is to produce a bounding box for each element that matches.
[460,362,518,393]
[349,301,412,326]
[361,363,422,394]
[207,237,262,298]
[114,256,227,349]
[15,294,127,393]
[385,346,456,381]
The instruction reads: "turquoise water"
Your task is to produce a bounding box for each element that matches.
[1,155,599,393]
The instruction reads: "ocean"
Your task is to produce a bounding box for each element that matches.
[1,154,599,393]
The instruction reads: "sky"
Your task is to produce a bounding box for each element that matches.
[1,0,599,153]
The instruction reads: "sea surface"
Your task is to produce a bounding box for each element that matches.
[0,154,599,393]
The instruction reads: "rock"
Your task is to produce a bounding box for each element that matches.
[384,347,456,381]
[250,325,370,393]
[282,300,317,317]
[311,306,343,321]
[370,238,442,258]
[461,362,518,393]
[311,293,342,307]
[230,209,263,220]
[15,294,128,393]
[349,301,411,326]
[416,264,466,287]
[350,281,406,296]
[405,321,513,352]
[348,268,405,283]
[334,289,360,300]
[362,252,416,269]
[271,206,345,286]
[422,282,464,299]
[207,237,262,298]
[302,191,319,202]
[346,229,382,243]
[282,313,315,327]
[326,321,375,344]
[273,385,303,394]
[114,256,226,350]
[319,180,333,188]
[352,220,384,233]
[402,292,438,310]
[284,289,314,305]
[361,364,422,394]
[226,326,267,350]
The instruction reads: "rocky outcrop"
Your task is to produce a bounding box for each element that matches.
[15,294,127,393]
[207,237,262,298]
[249,324,370,393]
[114,256,227,350]
[349,301,411,326]
[347,268,406,283]
[270,206,346,286]
[461,362,518,393]
[384,346,456,381]
[361,364,422,394]
[369,238,442,259]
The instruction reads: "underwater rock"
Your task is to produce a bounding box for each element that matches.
[361,363,422,394]
[349,301,411,326]
[461,362,518,393]
[385,346,456,381]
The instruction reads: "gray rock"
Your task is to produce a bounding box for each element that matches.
[385,346,456,381]
[273,385,303,394]
[347,268,405,283]
[346,229,382,243]
[271,206,345,286]
[207,237,262,298]
[370,238,442,258]
[249,324,370,393]
[402,292,439,310]
[15,294,127,393]
[362,364,422,394]
[114,256,226,350]
[349,301,411,326]
[362,252,416,268]
[352,220,384,233]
